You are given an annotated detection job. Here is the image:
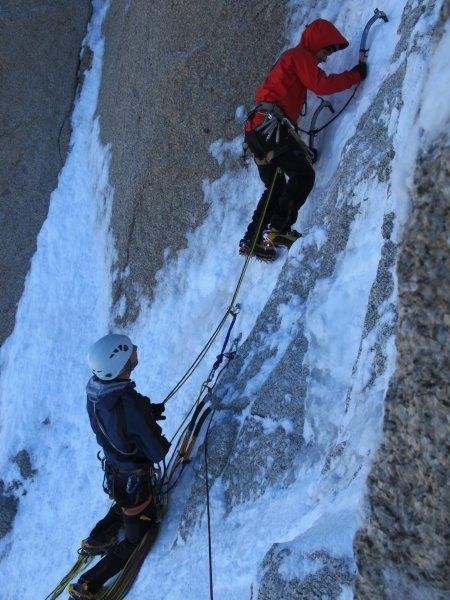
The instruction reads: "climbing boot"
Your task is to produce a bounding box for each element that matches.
[239,237,276,262]
[263,227,301,248]
[80,531,118,556]
[68,581,105,600]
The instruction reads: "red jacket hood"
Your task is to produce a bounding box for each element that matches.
[299,19,349,55]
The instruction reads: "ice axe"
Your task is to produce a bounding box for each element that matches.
[305,8,389,160]
[360,8,389,63]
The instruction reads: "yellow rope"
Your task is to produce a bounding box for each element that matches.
[162,167,281,406]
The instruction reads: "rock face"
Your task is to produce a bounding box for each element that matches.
[353,1,450,595]
[0,0,92,346]
[354,139,450,600]
[0,449,37,539]
[96,0,288,324]
[258,547,354,600]
[0,480,18,540]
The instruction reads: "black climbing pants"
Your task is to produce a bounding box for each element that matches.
[244,126,315,240]
[88,503,122,539]
[79,501,157,592]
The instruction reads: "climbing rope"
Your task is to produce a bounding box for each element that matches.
[161,308,240,493]
[44,554,94,600]
[161,167,281,406]
[167,306,239,448]
[161,311,242,598]
[160,168,281,510]
[204,409,216,600]
[300,84,359,138]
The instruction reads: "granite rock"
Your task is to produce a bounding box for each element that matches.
[0,0,92,346]
[354,140,450,598]
[96,0,288,324]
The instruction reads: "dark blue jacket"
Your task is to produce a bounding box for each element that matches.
[86,376,170,471]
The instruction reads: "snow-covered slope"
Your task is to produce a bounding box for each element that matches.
[0,1,448,599]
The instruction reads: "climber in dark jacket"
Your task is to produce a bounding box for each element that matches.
[69,334,170,600]
[240,18,366,260]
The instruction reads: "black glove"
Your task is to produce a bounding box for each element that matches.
[352,61,368,80]
[151,402,166,421]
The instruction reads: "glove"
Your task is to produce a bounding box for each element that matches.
[352,61,368,80]
[151,402,166,421]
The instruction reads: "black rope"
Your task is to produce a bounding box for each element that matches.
[162,357,232,494]
[167,308,239,447]
[204,408,216,600]
[299,84,359,137]
[161,312,241,492]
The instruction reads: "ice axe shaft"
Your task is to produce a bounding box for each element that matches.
[360,8,389,62]
[308,97,335,151]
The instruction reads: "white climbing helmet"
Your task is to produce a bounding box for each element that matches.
[87,334,134,381]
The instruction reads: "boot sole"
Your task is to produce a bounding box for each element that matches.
[239,247,276,262]
[265,230,302,248]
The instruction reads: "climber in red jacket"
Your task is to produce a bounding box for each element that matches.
[239,19,366,260]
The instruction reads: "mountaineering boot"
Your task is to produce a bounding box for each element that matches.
[68,581,105,600]
[81,527,120,555]
[263,227,301,248]
[239,237,277,262]
[80,503,123,555]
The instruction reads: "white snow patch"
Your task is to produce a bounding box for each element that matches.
[0,1,444,599]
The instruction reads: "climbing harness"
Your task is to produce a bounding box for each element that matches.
[252,102,291,147]
[303,8,388,157]
[99,454,161,509]
[241,103,315,166]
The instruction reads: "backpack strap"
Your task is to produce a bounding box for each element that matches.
[94,399,137,457]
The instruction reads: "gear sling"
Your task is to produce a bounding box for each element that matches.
[243,102,315,166]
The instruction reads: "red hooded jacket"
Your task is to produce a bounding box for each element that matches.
[246,19,361,130]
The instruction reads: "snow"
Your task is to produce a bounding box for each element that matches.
[418,17,450,140]
[0,0,445,598]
